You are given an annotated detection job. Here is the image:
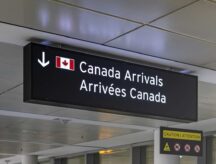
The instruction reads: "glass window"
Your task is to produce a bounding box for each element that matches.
[211,137,216,164]
[180,156,197,164]
[67,156,85,164]
[100,148,131,164]
[40,161,50,164]
[146,145,154,164]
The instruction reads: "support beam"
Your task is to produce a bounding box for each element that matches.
[21,155,38,164]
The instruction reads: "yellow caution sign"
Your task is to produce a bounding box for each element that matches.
[163,142,170,152]
[163,130,201,141]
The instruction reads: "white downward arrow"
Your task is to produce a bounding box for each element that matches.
[38,51,50,67]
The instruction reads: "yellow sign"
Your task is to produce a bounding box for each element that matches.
[163,142,170,152]
[163,130,201,141]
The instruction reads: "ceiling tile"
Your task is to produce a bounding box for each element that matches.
[50,109,178,128]
[0,0,139,44]
[59,0,196,23]
[0,115,139,146]
[151,1,216,44]
[0,86,62,115]
[0,116,24,128]
[198,81,216,120]
[0,42,22,93]
[50,108,131,123]
[77,131,153,148]
[106,26,216,66]
[0,141,59,154]
[198,104,216,120]
[33,145,98,156]
[203,61,216,70]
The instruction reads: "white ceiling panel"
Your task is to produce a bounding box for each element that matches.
[0,116,24,129]
[198,81,216,120]
[77,131,153,148]
[198,81,216,106]
[203,61,216,70]
[0,21,214,83]
[50,108,130,123]
[50,108,178,128]
[58,0,197,23]
[0,141,59,155]
[0,115,139,146]
[112,117,177,127]
[0,86,62,115]
[198,106,216,120]
[0,42,22,93]
[173,118,216,133]
[31,145,99,157]
[151,1,216,46]
[0,0,139,44]
[106,26,216,65]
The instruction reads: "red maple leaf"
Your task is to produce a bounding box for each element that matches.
[62,60,68,66]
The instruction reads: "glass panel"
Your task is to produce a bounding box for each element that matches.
[212,137,216,164]
[40,161,50,164]
[67,156,85,164]
[180,156,197,164]
[100,148,131,164]
[146,145,154,164]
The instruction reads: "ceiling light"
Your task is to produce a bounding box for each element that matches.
[99,149,113,155]
[179,69,193,74]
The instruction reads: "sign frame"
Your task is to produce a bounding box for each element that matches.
[24,43,198,122]
[160,127,203,156]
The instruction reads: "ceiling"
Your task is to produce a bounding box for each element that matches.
[0,0,216,163]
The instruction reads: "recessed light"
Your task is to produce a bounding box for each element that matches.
[99,149,113,155]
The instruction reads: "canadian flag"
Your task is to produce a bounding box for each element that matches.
[56,56,75,71]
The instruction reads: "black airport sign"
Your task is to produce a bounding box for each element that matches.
[24,43,198,122]
[160,127,203,156]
